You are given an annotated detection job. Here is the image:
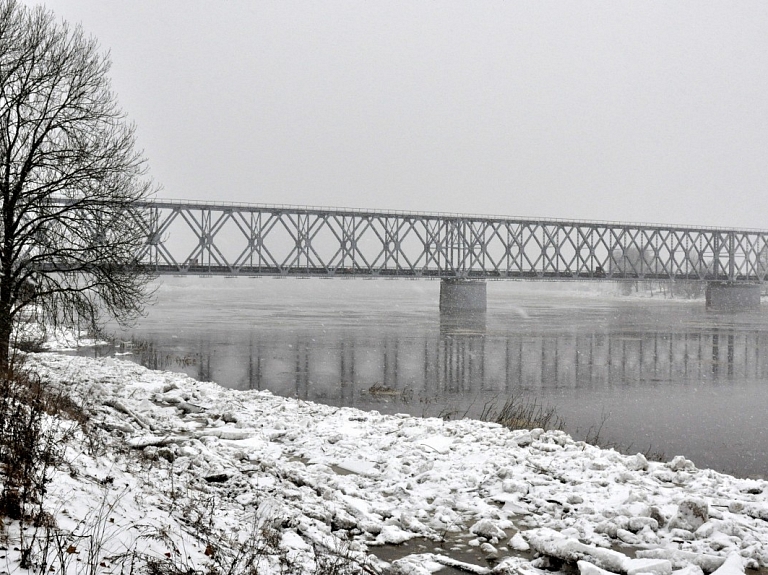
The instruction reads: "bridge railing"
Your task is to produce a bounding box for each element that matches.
[137,198,768,234]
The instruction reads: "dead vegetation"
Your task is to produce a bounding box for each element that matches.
[0,362,88,524]
[478,394,564,432]
[0,358,91,570]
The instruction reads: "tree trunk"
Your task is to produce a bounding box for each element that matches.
[0,243,14,370]
[0,304,12,370]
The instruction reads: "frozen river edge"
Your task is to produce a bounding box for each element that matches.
[10,352,768,575]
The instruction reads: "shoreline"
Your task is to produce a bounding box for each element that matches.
[73,278,768,478]
[3,351,765,574]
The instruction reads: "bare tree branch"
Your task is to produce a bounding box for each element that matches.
[0,0,155,365]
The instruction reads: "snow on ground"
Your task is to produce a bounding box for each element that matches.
[12,318,107,352]
[4,352,768,574]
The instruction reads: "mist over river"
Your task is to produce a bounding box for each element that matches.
[84,277,768,478]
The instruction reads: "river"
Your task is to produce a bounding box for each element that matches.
[85,277,768,479]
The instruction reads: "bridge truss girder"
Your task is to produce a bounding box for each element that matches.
[136,200,768,282]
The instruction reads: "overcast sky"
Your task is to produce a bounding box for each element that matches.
[30,1,768,228]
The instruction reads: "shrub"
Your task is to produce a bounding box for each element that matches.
[0,362,88,522]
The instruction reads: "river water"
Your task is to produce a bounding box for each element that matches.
[86,277,768,479]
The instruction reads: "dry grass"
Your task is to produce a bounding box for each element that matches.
[478,394,564,431]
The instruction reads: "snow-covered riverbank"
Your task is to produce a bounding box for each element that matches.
[5,353,768,574]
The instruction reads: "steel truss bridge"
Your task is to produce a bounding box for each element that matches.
[135,199,768,283]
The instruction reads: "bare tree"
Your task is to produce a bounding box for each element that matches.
[0,0,154,366]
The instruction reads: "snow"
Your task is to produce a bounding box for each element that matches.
[3,352,768,574]
[710,554,746,575]
[12,318,107,351]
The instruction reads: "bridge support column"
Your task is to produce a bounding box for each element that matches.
[705,282,761,312]
[439,279,487,313]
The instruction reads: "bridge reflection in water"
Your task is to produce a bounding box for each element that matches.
[125,319,766,411]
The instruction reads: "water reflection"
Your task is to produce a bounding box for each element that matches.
[102,321,768,409]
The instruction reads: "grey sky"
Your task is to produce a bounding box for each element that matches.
[31,1,768,228]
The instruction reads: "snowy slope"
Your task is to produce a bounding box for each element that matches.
[3,353,766,575]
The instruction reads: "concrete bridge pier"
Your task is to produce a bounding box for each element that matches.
[705,282,761,312]
[439,279,487,313]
